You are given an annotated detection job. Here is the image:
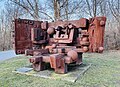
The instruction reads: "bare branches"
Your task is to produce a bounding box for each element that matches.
[85,0,93,17]
[9,0,53,21]
[38,10,54,21]
[108,0,120,23]
[10,0,35,18]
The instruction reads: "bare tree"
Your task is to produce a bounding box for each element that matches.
[48,0,84,20]
[108,0,120,24]
[0,10,6,51]
[0,1,23,51]
[84,0,105,17]
[107,0,120,49]
[9,0,54,21]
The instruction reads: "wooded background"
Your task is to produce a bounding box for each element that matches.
[0,0,120,51]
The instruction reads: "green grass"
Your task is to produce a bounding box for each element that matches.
[0,50,120,87]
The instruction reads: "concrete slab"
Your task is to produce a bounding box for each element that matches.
[0,50,16,61]
[16,67,33,73]
[13,63,91,82]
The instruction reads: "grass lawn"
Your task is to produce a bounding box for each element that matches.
[0,50,120,87]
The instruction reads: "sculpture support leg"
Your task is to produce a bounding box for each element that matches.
[32,62,45,71]
[29,56,45,71]
[76,53,82,65]
[50,54,68,74]
[55,58,68,74]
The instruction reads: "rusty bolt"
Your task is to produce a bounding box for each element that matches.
[47,27,55,34]
[98,47,104,53]
[67,50,78,61]
[17,50,21,54]
[100,20,105,26]
[68,24,73,29]
[29,20,34,25]
[82,37,89,41]
[83,46,89,52]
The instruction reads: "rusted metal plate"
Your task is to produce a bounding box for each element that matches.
[14,19,42,54]
[48,18,89,28]
[88,17,106,52]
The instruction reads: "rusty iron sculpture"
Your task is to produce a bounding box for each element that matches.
[13,17,106,74]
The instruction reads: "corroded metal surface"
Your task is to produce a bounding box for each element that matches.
[88,17,106,52]
[13,17,106,74]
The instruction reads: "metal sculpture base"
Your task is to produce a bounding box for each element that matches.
[13,63,91,82]
[29,52,83,74]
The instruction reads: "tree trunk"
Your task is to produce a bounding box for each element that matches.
[93,0,97,17]
[65,0,68,20]
[34,0,39,20]
[54,0,60,21]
